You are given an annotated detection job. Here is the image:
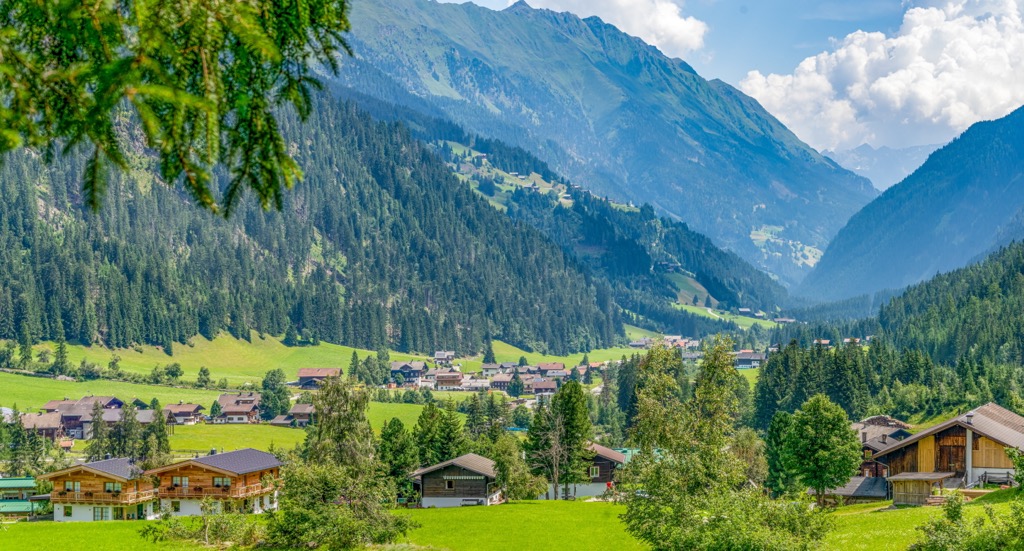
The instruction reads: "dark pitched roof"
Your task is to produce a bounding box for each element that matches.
[390,361,426,371]
[289,403,315,415]
[164,404,205,415]
[412,453,496,479]
[813,476,888,498]
[21,412,63,430]
[191,449,282,476]
[217,392,262,408]
[85,458,144,481]
[589,443,626,464]
[874,403,1024,458]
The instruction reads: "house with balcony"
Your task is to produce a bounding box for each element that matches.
[214,392,262,424]
[146,448,282,516]
[40,457,159,521]
[389,362,427,385]
[164,403,206,425]
[436,370,465,391]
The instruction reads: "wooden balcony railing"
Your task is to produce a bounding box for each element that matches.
[157,481,277,500]
[51,489,157,505]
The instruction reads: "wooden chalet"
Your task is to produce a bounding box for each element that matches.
[732,351,766,369]
[871,403,1024,505]
[214,392,262,424]
[269,403,315,428]
[433,351,456,366]
[490,373,513,392]
[435,370,464,391]
[532,379,557,396]
[164,403,205,425]
[40,457,159,522]
[853,416,912,477]
[21,412,65,441]
[146,448,282,516]
[411,453,502,508]
[538,363,566,376]
[537,443,627,500]
[296,368,341,390]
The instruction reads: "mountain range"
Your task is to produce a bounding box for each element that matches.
[800,106,1024,301]
[336,0,876,285]
[825,143,939,191]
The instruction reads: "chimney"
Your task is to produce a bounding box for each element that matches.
[861,431,867,443]
[179,400,183,405]
[966,411,975,425]
[104,453,112,460]
[881,434,887,444]
[209,448,217,456]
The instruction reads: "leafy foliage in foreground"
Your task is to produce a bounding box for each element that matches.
[0,0,352,214]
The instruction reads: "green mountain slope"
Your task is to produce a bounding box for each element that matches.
[879,241,1024,365]
[0,95,620,357]
[338,0,876,285]
[800,106,1024,301]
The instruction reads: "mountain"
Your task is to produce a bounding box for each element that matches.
[879,241,1024,365]
[336,0,876,285]
[825,143,940,191]
[799,106,1024,301]
[0,95,622,357]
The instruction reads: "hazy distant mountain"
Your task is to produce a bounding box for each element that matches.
[337,0,876,285]
[825,143,940,191]
[800,106,1024,301]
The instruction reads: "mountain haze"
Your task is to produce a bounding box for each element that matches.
[338,0,876,285]
[800,106,1024,301]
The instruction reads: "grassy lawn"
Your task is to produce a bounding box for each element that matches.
[166,402,432,453]
[675,304,777,330]
[826,490,1016,550]
[738,367,759,386]
[0,372,223,412]
[401,500,646,550]
[456,340,637,373]
[624,324,661,341]
[0,520,196,551]
[28,332,428,387]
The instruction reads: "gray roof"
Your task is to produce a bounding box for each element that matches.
[888,472,956,481]
[813,476,888,498]
[192,449,282,475]
[85,458,144,481]
[289,403,315,415]
[589,443,626,464]
[874,402,1024,457]
[412,453,496,479]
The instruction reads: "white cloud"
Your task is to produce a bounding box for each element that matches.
[517,0,708,57]
[740,0,1024,151]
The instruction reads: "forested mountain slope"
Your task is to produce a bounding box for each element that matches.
[338,0,876,284]
[879,241,1024,366]
[0,95,622,356]
[801,106,1024,300]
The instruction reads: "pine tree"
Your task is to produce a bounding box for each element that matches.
[483,337,496,364]
[52,325,70,375]
[197,366,211,388]
[85,401,111,461]
[284,323,299,347]
[508,371,525,398]
[438,402,468,461]
[413,402,445,466]
[378,418,419,497]
[210,400,222,418]
[550,380,593,494]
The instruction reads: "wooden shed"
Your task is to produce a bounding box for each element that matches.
[888,472,955,506]
[411,453,502,508]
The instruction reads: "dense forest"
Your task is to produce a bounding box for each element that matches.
[0,94,622,356]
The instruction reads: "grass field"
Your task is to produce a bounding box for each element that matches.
[738,367,759,386]
[26,332,427,387]
[675,304,777,330]
[401,500,645,550]
[456,340,639,373]
[0,372,223,412]
[1,491,1019,550]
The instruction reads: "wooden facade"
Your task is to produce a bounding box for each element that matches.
[46,467,157,520]
[152,463,280,501]
[892,480,935,506]
[421,465,493,500]
[589,455,618,484]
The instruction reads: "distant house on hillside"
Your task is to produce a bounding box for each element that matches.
[481,364,501,377]
[390,361,427,384]
[732,351,766,369]
[164,403,205,426]
[490,373,513,392]
[213,393,262,424]
[411,453,502,508]
[21,412,65,440]
[538,363,565,376]
[871,403,1024,505]
[269,403,315,428]
[532,379,557,396]
[537,443,627,500]
[434,351,456,366]
[296,368,341,390]
[852,416,912,478]
[435,370,464,391]
[629,338,653,349]
[82,408,174,438]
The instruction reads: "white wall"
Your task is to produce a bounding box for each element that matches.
[160,498,206,517]
[53,502,158,522]
[536,483,609,500]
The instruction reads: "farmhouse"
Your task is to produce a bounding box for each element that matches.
[871,403,1024,505]
[411,453,502,508]
[434,351,456,366]
[146,448,282,516]
[490,373,513,392]
[214,392,262,424]
[853,415,912,477]
[21,412,65,440]
[390,361,427,384]
[480,364,501,377]
[164,403,205,425]
[269,403,315,428]
[296,368,341,390]
[40,457,159,522]
[538,363,566,376]
[732,351,766,369]
[81,408,174,438]
[435,370,465,391]
[533,379,557,396]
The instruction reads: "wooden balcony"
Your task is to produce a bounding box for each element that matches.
[157,481,277,500]
[51,489,157,505]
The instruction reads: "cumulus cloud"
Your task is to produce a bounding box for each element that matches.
[518,0,708,57]
[740,0,1024,151]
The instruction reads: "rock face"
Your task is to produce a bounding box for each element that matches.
[339,0,876,285]
[801,106,1024,301]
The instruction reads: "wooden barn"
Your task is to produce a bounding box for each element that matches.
[411,453,502,508]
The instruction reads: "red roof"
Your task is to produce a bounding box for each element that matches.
[297,368,341,378]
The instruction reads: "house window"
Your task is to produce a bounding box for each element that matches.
[93,507,111,521]
[172,476,189,487]
[113,507,125,520]
[104,482,122,493]
[171,501,181,513]
[63,506,73,518]
[445,480,455,490]
[590,466,601,478]
[213,477,231,488]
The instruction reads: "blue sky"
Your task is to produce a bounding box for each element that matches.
[439,0,1024,151]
